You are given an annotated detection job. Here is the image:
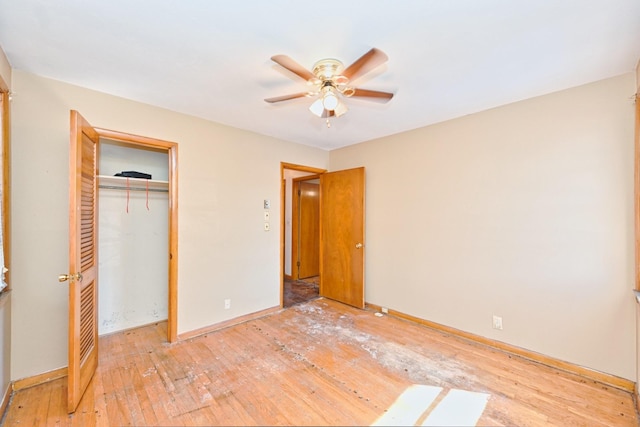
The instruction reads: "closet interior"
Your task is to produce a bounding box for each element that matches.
[97,139,169,335]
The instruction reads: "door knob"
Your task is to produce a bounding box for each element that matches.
[355,243,363,249]
[58,273,83,283]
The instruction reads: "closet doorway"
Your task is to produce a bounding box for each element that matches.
[94,128,178,343]
[98,139,169,337]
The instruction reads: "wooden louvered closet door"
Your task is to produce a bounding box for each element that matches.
[67,111,99,413]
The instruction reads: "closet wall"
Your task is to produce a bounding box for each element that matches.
[98,140,169,335]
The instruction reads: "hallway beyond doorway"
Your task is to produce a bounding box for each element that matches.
[283,276,319,307]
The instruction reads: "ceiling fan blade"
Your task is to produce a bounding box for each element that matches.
[265,92,310,103]
[342,48,388,82]
[351,88,394,102]
[271,55,315,81]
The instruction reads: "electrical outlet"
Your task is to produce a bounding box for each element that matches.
[264,211,270,221]
[224,299,231,309]
[492,315,503,330]
[264,222,270,231]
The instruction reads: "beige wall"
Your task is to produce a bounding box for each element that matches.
[9,70,329,380]
[330,73,637,380]
[0,47,10,89]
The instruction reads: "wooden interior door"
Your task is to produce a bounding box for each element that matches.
[66,110,99,413]
[298,181,320,279]
[320,167,365,308]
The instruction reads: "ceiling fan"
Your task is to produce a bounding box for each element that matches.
[265,48,394,125]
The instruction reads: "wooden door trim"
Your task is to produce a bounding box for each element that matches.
[291,180,301,280]
[280,163,326,307]
[94,127,179,343]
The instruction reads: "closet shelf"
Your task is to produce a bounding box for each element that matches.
[97,175,169,193]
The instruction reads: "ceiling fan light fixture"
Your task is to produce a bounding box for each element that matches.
[309,98,325,117]
[313,59,344,80]
[322,88,339,111]
[334,100,348,117]
[267,48,394,124]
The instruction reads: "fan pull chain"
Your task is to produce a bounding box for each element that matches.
[326,118,331,128]
[146,179,150,211]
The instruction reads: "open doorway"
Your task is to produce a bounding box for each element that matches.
[281,163,325,307]
[286,175,320,307]
[292,176,320,280]
[97,139,169,335]
[280,162,366,310]
[92,126,179,343]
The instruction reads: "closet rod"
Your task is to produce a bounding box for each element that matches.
[98,185,168,193]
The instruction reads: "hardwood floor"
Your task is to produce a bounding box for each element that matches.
[283,276,319,307]
[3,298,637,426]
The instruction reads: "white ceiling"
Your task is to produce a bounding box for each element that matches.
[0,1,639,150]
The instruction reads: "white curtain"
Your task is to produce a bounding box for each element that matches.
[0,94,5,291]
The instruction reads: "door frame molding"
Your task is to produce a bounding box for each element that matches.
[95,127,179,342]
[280,162,326,307]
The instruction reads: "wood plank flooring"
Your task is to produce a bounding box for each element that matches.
[2,298,637,426]
[283,276,319,307]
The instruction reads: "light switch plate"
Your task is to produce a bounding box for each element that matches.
[264,199,270,209]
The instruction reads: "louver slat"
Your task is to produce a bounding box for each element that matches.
[79,281,95,362]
